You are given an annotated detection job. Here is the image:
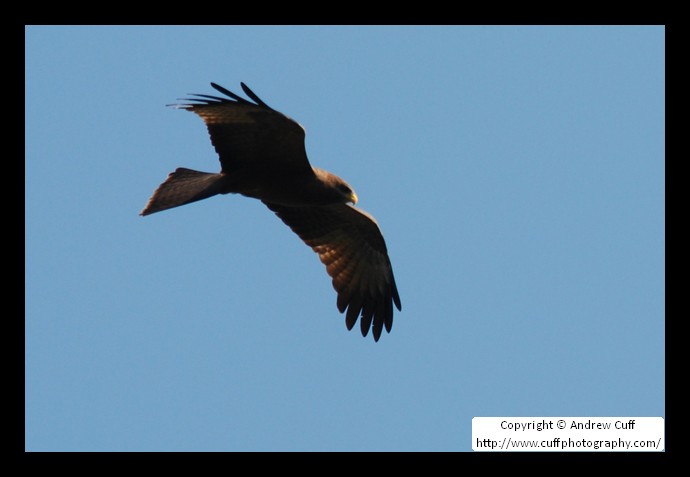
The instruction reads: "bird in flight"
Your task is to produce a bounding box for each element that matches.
[141,82,401,341]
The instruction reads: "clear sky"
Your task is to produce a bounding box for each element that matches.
[25,26,665,452]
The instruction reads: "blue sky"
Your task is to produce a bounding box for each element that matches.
[25,26,664,452]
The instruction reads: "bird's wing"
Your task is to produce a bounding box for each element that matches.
[173,83,313,176]
[263,202,401,341]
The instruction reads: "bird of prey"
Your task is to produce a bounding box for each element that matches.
[141,82,401,341]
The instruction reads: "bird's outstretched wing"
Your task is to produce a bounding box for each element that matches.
[173,82,313,176]
[263,201,401,341]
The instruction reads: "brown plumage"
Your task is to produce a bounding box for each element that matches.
[141,82,401,341]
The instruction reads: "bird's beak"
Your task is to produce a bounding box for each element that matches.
[349,192,358,205]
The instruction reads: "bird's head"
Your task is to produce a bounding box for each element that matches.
[313,168,358,205]
[335,181,358,205]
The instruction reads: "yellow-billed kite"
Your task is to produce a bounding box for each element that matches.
[141,83,401,341]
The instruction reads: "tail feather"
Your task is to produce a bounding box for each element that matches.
[140,168,226,216]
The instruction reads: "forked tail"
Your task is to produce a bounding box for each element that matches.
[140,168,226,216]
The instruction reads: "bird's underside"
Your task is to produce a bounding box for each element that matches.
[141,82,401,341]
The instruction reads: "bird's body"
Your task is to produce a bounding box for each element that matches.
[141,83,400,341]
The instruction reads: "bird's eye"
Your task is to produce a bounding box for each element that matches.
[337,184,351,194]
